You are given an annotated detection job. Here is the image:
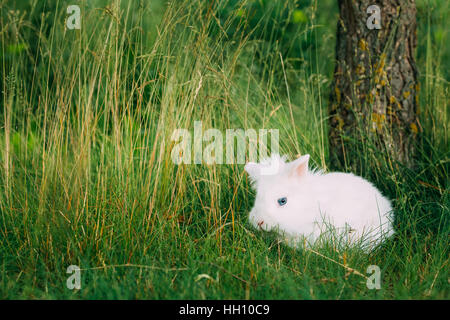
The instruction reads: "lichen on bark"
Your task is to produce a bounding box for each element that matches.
[329,0,420,168]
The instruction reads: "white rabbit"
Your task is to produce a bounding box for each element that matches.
[244,154,394,251]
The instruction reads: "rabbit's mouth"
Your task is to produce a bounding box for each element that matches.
[257,220,264,228]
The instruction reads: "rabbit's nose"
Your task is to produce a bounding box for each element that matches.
[257,220,264,227]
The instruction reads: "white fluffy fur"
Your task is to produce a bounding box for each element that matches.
[245,154,394,251]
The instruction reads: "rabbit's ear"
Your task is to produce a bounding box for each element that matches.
[289,154,310,178]
[244,162,260,182]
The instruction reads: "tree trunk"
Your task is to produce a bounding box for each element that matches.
[329,0,419,168]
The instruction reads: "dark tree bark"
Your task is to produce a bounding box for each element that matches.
[329,0,419,168]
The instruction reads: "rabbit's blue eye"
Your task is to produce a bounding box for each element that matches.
[277,197,287,206]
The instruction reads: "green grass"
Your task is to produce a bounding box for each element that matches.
[0,0,448,299]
